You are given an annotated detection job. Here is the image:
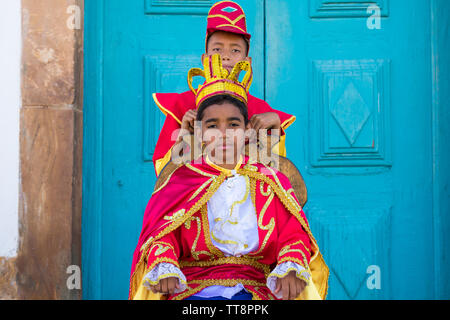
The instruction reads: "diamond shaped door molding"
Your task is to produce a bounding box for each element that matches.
[331,81,372,146]
[309,59,391,168]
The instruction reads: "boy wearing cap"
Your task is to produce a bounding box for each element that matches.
[152,0,296,176]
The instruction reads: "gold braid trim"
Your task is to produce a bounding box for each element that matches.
[146,257,180,273]
[152,165,181,195]
[249,180,275,256]
[236,167,319,256]
[184,215,214,260]
[201,205,225,258]
[188,178,214,201]
[179,256,271,277]
[268,266,311,286]
[130,173,227,298]
[144,273,188,286]
[172,279,267,300]
[245,287,264,300]
[264,165,302,212]
[148,241,176,258]
[186,163,217,178]
[278,239,311,259]
[278,256,308,270]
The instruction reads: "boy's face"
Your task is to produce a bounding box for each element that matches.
[205,31,251,74]
[197,102,249,166]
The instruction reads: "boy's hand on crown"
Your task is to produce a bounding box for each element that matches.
[275,270,307,300]
[250,112,281,132]
[181,109,197,134]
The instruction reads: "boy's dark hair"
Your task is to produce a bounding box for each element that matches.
[206,32,249,56]
[197,94,249,125]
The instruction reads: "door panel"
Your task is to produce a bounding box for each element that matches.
[266,0,433,299]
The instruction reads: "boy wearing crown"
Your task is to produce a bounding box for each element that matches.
[152,0,296,176]
[129,55,329,300]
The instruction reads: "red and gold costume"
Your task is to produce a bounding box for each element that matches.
[152,1,296,176]
[129,155,329,300]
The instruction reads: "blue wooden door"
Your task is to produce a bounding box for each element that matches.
[84,0,437,300]
[265,0,434,299]
[83,0,264,300]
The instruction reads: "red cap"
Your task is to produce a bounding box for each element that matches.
[206,1,251,41]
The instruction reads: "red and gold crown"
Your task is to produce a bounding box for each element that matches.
[205,1,251,53]
[188,54,253,108]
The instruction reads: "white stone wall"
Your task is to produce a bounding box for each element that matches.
[0,0,21,258]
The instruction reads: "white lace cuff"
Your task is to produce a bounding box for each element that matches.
[142,262,187,293]
[266,261,311,299]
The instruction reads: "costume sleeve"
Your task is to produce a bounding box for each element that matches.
[266,261,311,299]
[141,230,187,292]
[261,100,296,135]
[142,263,187,294]
[275,205,312,268]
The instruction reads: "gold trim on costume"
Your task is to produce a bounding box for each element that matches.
[214,23,246,33]
[259,181,272,197]
[157,208,187,231]
[211,233,239,246]
[185,163,217,178]
[173,279,267,300]
[131,173,227,297]
[153,158,178,193]
[278,256,309,270]
[205,155,243,176]
[155,148,173,177]
[263,164,302,212]
[249,180,275,257]
[152,93,182,125]
[143,273,188,286]
[188,178,214,201]
[147,257,180,272]
[201,205,226,258]
[246,287,264,300]
[153,244,170,256]
[184,215,214,260]
[179,256,270,277]
[228,175,249,217]
[272,133,287,158]
[236,167,319,258]
[281,115,296,130]
[268,267,311,286]
[207,13,246,26]
[278,239,311,257]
